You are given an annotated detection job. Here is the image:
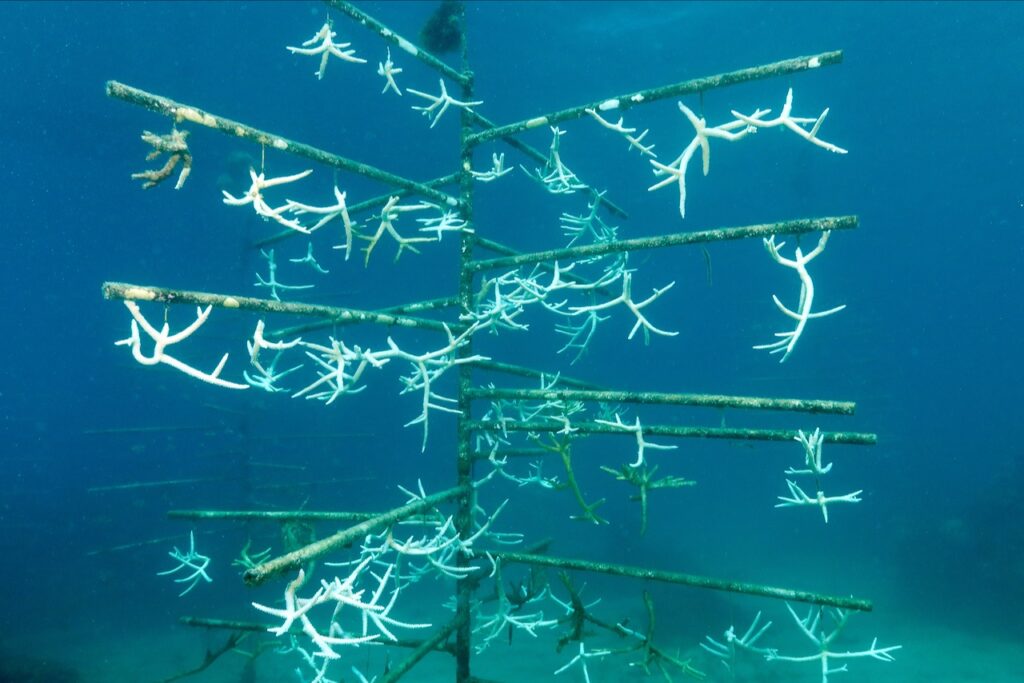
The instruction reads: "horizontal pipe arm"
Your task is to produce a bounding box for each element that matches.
[243,484,469,586]
[102,281,458,333]
[492,550,871,612]
[466,387,856,415]
[468,51,842,146]
[106,80,457,207]
[468,216,857,273]
[466,419,877,446]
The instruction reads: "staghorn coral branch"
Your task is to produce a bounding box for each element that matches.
[287,21,367,80]
[755,231,846,362]
[116,301,248,390]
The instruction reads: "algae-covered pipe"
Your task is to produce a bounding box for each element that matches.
[106,80,458,207]
[102,281,456,333]
[243,484,469,587]
[466,387,857,416]
[466,419,877,446]
[468,51,843,146]
[493,551,872,612]
[468,216,858,273]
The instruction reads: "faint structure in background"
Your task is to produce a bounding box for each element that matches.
[420,1,464,55]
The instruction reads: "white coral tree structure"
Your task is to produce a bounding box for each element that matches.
[649,88,845,219]
[754,230,846,363]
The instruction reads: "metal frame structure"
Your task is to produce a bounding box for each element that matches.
[101,3,876,681]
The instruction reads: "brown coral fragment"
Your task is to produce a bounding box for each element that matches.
[131,128,192,190]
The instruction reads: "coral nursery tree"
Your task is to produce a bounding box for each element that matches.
[102,2,898,682]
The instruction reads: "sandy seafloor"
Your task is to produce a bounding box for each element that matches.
[22,617,1024,682]
[10,587,1024,682]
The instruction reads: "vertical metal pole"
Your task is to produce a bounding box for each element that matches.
[238,228,256,516]
[453,3,476,681]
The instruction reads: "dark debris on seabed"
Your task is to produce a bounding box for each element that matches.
[0,652,80,683]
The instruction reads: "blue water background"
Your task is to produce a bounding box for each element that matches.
[0,0,1021,674]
